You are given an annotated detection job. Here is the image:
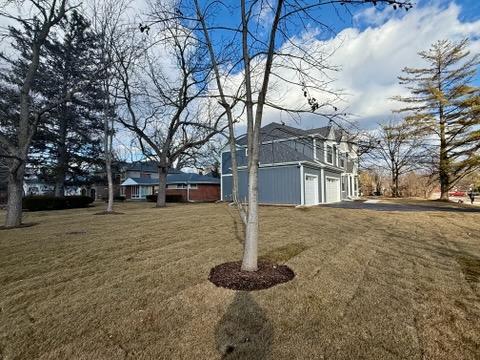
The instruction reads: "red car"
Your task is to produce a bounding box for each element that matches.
[449,191,466,197]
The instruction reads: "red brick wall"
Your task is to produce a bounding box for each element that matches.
[122,184,219,201]
[166,184,219,202]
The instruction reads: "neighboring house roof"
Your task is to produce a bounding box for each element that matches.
[119,161,183,174]
[121,173,220,186]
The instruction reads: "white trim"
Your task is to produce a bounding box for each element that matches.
[221,173,233,177]
[300,163,305,205]
[320,168,325,203]
[120,178,139,186]
[313,138,317,160]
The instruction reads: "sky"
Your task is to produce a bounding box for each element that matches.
[228,0,480,131]
[1,0,479,136]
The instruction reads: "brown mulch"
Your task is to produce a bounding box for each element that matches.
[0,222,39,230]
[93,211,125,215]
[208,260,295,291]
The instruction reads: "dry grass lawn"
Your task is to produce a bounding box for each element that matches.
[1,201,479,359]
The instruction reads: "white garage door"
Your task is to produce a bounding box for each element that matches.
[326,177,341,203]
[304,174,319,205]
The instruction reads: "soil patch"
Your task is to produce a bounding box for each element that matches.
[0,222,39,230]
[209,260,295,291]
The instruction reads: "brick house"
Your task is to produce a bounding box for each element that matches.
[120,171,220,202]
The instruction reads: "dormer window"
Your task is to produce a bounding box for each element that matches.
[340,156,345,168]
[326,145,333,164]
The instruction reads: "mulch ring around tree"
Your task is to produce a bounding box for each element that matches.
[209,260,295,291]
[93,211,125,215]
[0,222,39,230]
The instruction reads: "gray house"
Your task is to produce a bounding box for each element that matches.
[221,122,359,205]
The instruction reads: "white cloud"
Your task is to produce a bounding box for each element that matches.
[227,1,480,131]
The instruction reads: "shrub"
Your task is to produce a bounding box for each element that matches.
[146,194,157,202]
[166,194,183,202]
[145,194,184,203]
[23,195,94,211]
[102,195,126,202]
[64,196,94,209]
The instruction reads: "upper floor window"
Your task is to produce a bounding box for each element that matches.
[340,156,345,168]
[326,145,333,164]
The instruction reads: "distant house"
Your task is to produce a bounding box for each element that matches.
[120,167,220,201]
[221,122,359,205]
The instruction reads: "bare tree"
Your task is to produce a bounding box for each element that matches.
[113,21,228,207]
[0,0,74,228]
[366,119,424,197]
[148,0,414,271]
[90,0,130,212]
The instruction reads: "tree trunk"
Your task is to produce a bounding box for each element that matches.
[242,161,259,271]
[156,165,167,208]
[54,113,68,197]
[439,107,449,200]
[106,158,114,212]
[5,162,26,228]
[391,168,397,197]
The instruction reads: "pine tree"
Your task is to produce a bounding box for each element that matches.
[37,10,104,196]
[394,39,480,200]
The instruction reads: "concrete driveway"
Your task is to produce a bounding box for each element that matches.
[324,199,480,213]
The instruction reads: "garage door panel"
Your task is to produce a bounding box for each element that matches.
[304,174,319,205]
[326,177,340,203]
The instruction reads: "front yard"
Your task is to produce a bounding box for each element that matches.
[1,201,479,359]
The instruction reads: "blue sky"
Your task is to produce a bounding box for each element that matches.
[192,0,480,130]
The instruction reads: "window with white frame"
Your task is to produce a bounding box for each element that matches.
[326,145,333,164]
[189,184,198,189]
[341,176,345,191]
[340,155,345,168]
[120,186,125,196]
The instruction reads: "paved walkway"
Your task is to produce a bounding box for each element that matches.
[325,200,480,213]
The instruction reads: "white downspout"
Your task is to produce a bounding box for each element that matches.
[320,168,325,203]
[300,162,304,205]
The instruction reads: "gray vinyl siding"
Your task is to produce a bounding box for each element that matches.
[222,165,301,205]
[346,159,354,173]
[303,166,323,204]
[221,149,248,175]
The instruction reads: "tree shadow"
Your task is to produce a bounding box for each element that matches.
[215,292,273,360]
[227,206,244,244]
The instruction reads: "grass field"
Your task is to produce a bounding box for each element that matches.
[1,201,479,359]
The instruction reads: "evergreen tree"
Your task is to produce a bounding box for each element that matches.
[36,10,104,196]
[394,39,480,200]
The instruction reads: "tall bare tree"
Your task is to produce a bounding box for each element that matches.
[367,119,425,197]
[150,0,414,271]
[0,0,73,228]
[394,39,480,200]
[90,0,130,213]
[113,21,228,207]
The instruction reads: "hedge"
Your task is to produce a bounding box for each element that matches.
[102,195,126,202]
[146,194,183,203]
[23,195,94,211]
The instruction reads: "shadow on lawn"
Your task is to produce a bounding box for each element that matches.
[215,292,273,359]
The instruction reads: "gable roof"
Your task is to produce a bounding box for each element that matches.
[236,122,340,145]
[120,161,183,174]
